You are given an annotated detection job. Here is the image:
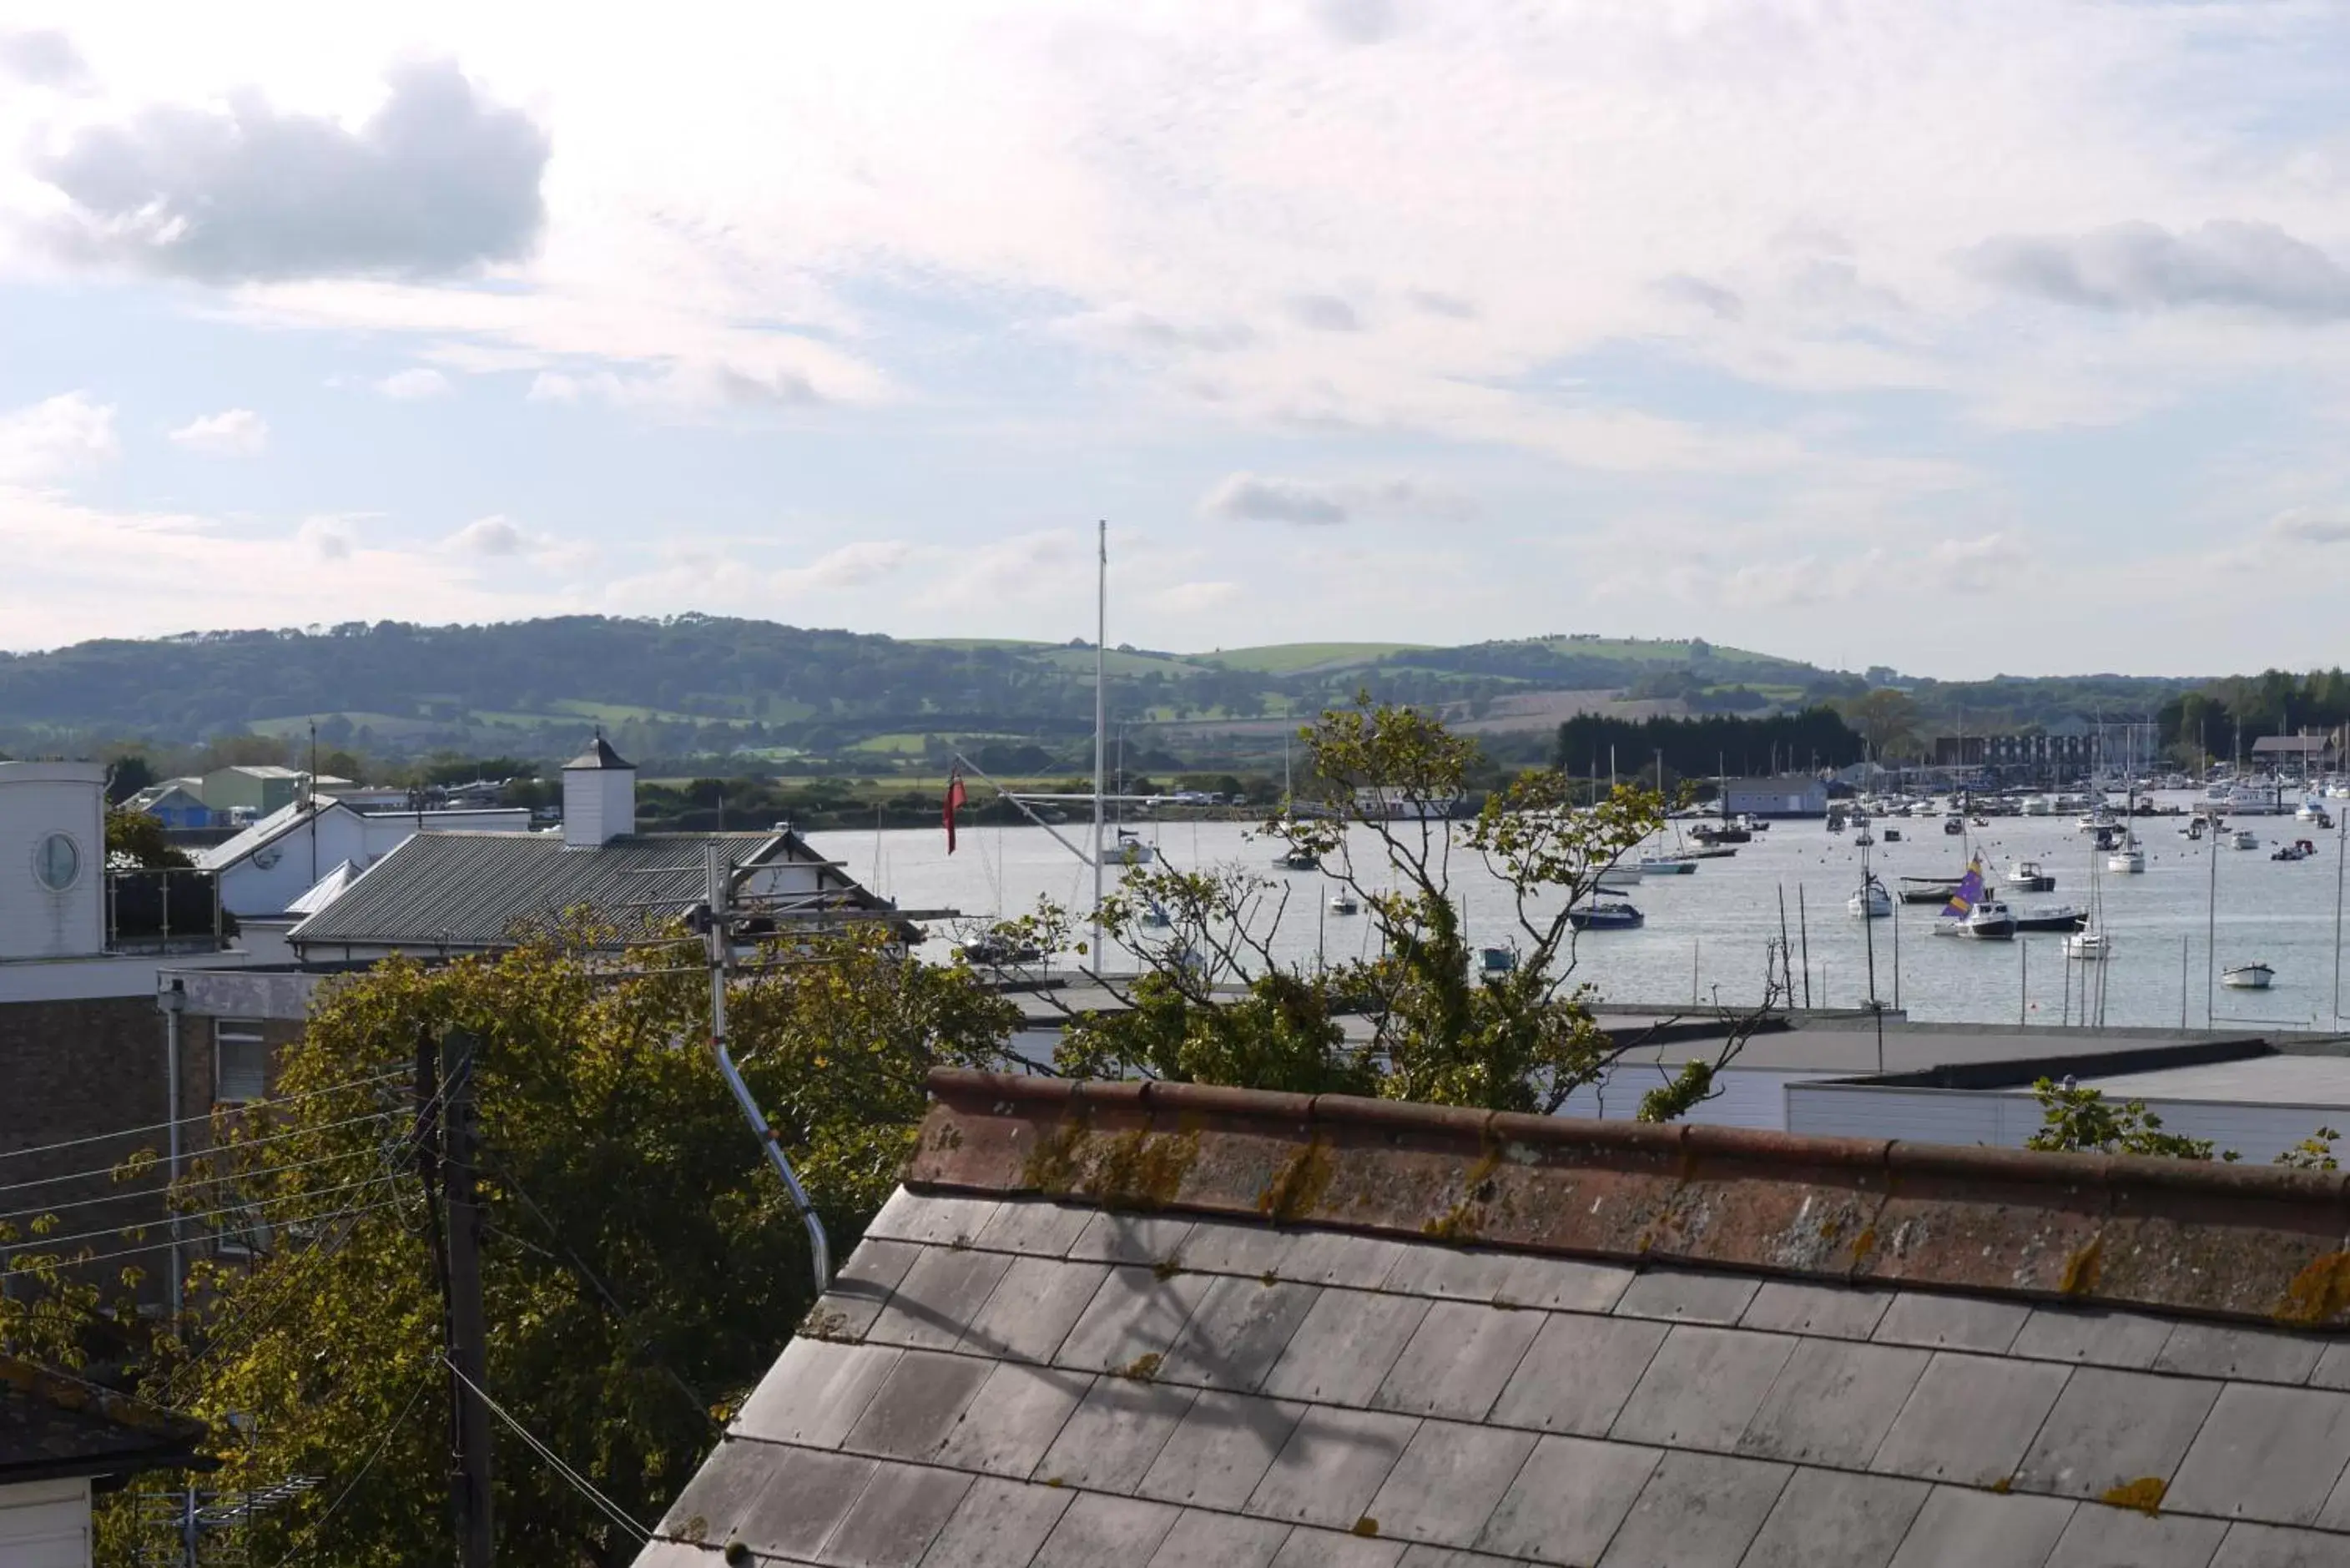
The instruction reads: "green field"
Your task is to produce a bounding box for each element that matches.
[1533,636,1808,669]
[1193,643,1428,673]
[250,711,442,740]
[1031,647,1207,678]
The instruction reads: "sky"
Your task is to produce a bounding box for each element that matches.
[4,3,2350,678]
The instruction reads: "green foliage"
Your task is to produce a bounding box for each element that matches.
[1554,707,1866,781]
[82,926,1021,1566]
[2277,1127,2342,1172]
[105,808,191,869]
[2025,1078,2226,1159]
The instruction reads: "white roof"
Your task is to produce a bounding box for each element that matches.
[285,860,361,915]
[2082,1053,2350,1107]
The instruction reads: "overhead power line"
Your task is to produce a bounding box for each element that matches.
[0,1067,411,1166]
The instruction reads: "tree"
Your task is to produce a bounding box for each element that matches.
[104,754,157,803]
[1005,698,1784,1118]
[1839,688,1921,759]
[2026,1078,2339,1169]
[105,808,191,869]
[80,925,1021,1566]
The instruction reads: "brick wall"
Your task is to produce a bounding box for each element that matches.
[0,997,315,1308]
[0,996,179,1303]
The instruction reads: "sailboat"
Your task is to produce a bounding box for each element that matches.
[1273,708,1319,870]
[1112,727,1157,865]
[2069,812,2112,964]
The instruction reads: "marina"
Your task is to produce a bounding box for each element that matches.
[816,789,2350,1031]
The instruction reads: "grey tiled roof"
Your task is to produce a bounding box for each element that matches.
[636,1189,2350,1567]
[286,829,883,953]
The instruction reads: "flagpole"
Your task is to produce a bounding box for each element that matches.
[1092,520,1107,971]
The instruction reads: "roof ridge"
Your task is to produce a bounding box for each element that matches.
[912,1068,2350,1332]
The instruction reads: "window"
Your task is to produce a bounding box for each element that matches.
[33,832,79,892]
[215,1020,269,1105]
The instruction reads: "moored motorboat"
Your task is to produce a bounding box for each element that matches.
[2065,930,2112,961]
[1568,901,1644,931]
[2005,860,2055,893]
[1933,897,2017,940]
[2221,961,2274,991]
[2227,829,2259,851]
[2273,839,2317,862]
[2012,905,2087,934]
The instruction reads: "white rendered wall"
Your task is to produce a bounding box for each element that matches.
[0,1477,92,1568]
[0,763,106,960]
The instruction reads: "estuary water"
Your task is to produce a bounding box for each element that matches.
[808,794,2350,1032]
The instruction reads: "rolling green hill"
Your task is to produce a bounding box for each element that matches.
[0,616,2204,776]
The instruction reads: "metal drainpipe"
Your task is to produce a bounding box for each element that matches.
[703,844,830,1291]
[157,979,186,1322]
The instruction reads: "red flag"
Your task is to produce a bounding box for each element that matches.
[944,769,968,854]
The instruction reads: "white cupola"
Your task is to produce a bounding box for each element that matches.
[561,735,636,849]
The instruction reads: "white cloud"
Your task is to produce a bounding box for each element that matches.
[296,516,357,561]
[2267,508,2350,547]
[444,514,526,555]
[1967,221,2350,319]
[774,540,920,596]
[376,367,452,400]
[0,392,118,484]
[31,60,546,282]
[1924,532,2028,592]
[167,407,268,455]
[1201,472,1477,526]
[1152,579,1243,615]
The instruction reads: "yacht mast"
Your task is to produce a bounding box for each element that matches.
[1092,521,1107,968]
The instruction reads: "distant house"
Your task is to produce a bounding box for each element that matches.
[0,1355,207,1565]
[1721,775,1828,818]
[197,764,310,816]
[194,797,533,919]
[2252,734,2333,770]
[125,778,214,831]
[285,739,900,962]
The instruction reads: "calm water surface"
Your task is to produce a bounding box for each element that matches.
[809,793,2350,1031]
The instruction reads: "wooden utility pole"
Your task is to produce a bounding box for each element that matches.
[444,1029,494,1568]
[418,1027,493,1567]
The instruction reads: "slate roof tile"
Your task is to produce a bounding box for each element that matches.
[1865,1351,2070,1489]
[1361,1419,1537,1550]
[2165,1383,2350,1527]
[1137,1390,1309,1510]
[1610,1324,1797,1450]
[1474,1434,1661,1563]
[1369,1299,1546,1421]
[1486,1312,1669,1438]
[1245,1405,1421,1531]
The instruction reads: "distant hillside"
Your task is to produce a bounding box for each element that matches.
[0,615,2199,774]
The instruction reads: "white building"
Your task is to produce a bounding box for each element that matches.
[1788,1049,2350,1164]
[285,739,902,962]
[0,762,105,962]
[195,796,532,918]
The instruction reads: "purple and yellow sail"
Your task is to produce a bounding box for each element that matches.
[1941,859,1985,919]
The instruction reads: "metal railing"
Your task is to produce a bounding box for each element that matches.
[106,867,234,953]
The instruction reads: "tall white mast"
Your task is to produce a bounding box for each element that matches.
[1092,521,1107,968]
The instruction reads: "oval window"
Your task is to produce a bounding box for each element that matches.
[34,833,80,892]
